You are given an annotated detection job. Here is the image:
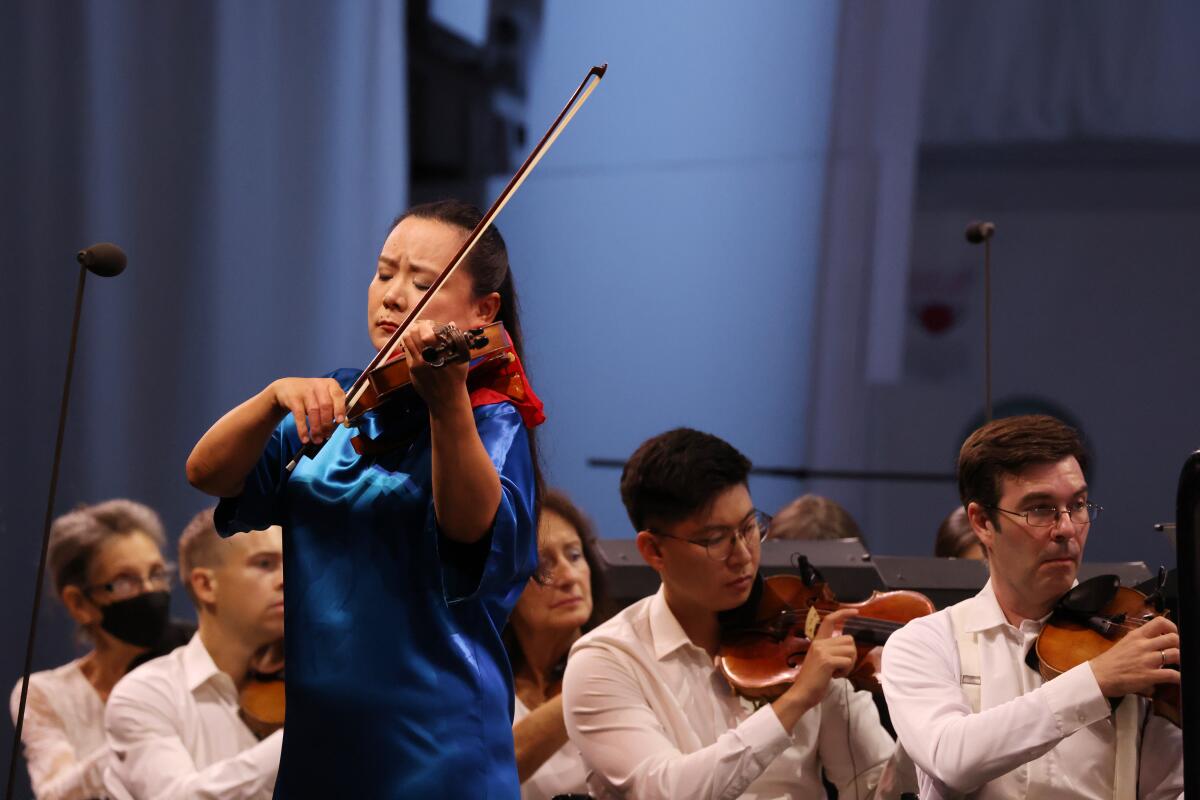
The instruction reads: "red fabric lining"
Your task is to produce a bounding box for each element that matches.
[467,349,546,429]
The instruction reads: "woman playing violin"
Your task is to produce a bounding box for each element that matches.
[187,200,544,798]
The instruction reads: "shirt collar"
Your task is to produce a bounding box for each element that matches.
[962,579,1012,633]
[966,578,1069,633]
[648,586,696,661]
[180,631,225,692]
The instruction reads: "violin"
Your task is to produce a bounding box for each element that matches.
[348,321,515,421]
[717,559,935,700]
[239,641,285,739]
[1035,571,1181,727]
[285,64,606,472]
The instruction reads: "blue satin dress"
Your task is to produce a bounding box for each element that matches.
[216,369,537,799]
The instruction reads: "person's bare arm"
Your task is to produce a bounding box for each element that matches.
[187,378,345,497]
[513,695,569,783]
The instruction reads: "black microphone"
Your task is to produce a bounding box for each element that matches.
[76,242,127,277]
[965,220,995,244]
[964,220,995,421]
[7,241,126,800]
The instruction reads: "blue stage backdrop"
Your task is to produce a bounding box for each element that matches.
[494,1,841,538]
[5,1,1200,790]
[0,1,407,784]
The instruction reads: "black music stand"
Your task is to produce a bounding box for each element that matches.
[1176,451,1199,792]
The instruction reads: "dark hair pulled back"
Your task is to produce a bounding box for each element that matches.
[391,199,544,511]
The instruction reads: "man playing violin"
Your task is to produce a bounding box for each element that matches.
[882,414,1183,799]
[105,508,285,799]
[562,427,896,799]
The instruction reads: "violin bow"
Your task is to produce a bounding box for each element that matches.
[287,63,607,472]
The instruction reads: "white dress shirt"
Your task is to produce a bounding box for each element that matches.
[9,660,110,800]
[562,587,894,800]
[513,694,589,800]
[103,633,282,800]
[881,580,1183,799]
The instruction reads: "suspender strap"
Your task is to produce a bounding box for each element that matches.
[949,599,1139,799]
[1112,696,1139,800]
[948,602,982,714]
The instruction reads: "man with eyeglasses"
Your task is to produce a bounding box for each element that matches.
[561,427,896,799]
[882,414,1183,799]
[104,508,285,799]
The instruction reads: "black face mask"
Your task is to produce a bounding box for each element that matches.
[98,590,171,648]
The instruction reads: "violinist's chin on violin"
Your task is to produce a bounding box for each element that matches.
[880,414,1183,799]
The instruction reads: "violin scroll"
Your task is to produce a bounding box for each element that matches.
[419,323,491,367]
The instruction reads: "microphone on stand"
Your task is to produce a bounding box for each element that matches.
[6,243,127,800]
[965,220,995,244]
[965,221,996,421]
[76,242,127,277]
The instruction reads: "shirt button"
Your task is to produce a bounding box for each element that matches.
[1077,711,1087,722]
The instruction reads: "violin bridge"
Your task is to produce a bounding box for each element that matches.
[804,607,821,640]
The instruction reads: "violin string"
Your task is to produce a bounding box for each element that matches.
[750,614,904,637]
[769,609,905,625]
[765,613,1155,637]
[1101,619,1152,633]
[1078,616,1154,633]
[811,608,910,628]
[1048,615,1157,637]
[758,614,904,633]
[759,611,907,631]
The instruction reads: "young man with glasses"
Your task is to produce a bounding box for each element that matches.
[104,508,285,799]
[561,427,896,799]
[882,414,1183,799]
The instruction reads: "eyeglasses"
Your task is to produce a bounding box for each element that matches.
[651,510,771,561]
[988,501,1102,528]
[84,566,173,601]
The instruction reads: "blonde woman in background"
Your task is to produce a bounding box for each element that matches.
[506,490,607,800]
[770,493,865,543]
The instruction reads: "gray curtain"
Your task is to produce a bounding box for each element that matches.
[0,0,407,781]
[923,0,1200,143]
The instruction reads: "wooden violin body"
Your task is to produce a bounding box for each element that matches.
[717,572,934,700]
[1036,575,1181,727]
[347,321,513,421]
[239,642,285,738]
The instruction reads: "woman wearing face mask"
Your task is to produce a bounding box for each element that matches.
[506,490,607,800]
[9,499,174,800]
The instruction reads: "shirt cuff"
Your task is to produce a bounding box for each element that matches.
[1043,662,1111,734]
[247,729,284,774]
[745,704,794,764]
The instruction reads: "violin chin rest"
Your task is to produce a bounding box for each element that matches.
[1057,573,1120,616]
